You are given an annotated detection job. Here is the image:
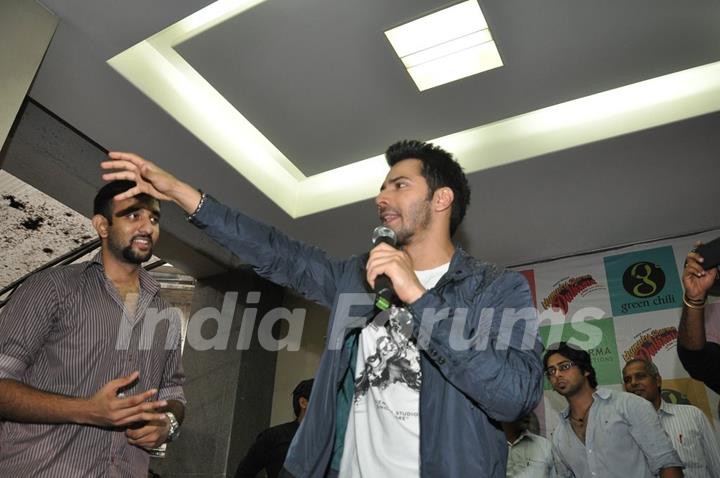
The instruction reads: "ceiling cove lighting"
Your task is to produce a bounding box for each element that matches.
[384,0,503,91]
[108,0,720,218]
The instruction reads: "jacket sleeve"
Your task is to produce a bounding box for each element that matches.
[190,195,350,307]
[677,342,720,394]
[407,270,543,422]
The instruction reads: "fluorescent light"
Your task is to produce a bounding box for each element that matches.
[407,40,502,91]
[384,1,488,57]
[385,0,502,91]
[401,30,493,68]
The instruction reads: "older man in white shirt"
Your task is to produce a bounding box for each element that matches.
[502,415,554,478]
[623,358,720,478]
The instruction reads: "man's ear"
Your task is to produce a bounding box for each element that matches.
[92,214,109,239]
[299,397,309,410]
[433,187,454,213]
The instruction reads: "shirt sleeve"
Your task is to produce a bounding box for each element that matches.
[677,342,720,394]
[696,408,720,478]
[156,309,186,404]
[622,393,683,473]
[0,271,59,380]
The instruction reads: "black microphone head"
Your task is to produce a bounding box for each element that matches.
[372,226,397,247]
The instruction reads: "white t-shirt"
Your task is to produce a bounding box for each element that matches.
[339,262,450,478]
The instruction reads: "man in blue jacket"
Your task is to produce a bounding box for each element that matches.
[102,140,544,477]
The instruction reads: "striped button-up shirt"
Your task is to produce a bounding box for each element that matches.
[0,254,185,477]
[551,388,682,478]
[657,400,720,478]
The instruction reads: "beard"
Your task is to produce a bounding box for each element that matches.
[394,199,432,247]
[554,378,586,398]
[108,233,153,265]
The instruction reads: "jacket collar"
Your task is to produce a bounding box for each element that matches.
[436,245,497,288]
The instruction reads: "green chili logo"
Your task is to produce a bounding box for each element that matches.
[622,262,665,298]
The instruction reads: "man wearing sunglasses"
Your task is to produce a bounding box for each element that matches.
[544,342,683,478]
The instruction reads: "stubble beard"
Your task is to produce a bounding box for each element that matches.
[108,232,153,265]
[395,199,432,247]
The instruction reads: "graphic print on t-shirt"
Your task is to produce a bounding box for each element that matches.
[354,306,421,400]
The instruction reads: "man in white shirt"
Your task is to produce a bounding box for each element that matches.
[502,415,554,478]
[545,342,683,478]
[623,358,720,478]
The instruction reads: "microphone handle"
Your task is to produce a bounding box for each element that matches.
[374,274,395,310]
[372,232,398,310]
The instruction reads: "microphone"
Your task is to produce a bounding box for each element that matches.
[371,226,398,310]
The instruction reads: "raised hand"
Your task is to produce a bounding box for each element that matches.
[101,152,202,213]
[83,371,167,428]
[101,152,176,200]
[683,245,718,301]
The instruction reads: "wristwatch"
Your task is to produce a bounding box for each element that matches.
[165,412,181,442]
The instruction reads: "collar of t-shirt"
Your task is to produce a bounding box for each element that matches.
[415,262,451,290]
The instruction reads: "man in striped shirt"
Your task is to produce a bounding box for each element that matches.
[623,358,720,478]
[0,180,186,477]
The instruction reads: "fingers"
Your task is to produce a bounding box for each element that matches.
[100,159,139,172]
[118,388,160,407]
[366,256,398,285]
[108,371,140,392]
[111,397,167,426]
[126,420,168,448]
[126,426,152,441]
[366,247,402,287]
[115,409,167,428]
[366,246,425,303]
[108,151,149,167]
[113,185,144,202]
[685,252,706,277]
[101,171,140,185]
[126,419,167,440]
[683,248,717,300]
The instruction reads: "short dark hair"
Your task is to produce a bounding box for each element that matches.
[93,180,153,224]
[543,341,598,388]
[385,140,470,237]
[292,379,314,417]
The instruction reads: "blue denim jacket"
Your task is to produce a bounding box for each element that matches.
[191,195,543,478]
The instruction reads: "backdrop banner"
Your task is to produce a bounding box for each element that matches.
[513,229,720,438]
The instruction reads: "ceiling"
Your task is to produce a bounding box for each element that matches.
[6,0,720,274]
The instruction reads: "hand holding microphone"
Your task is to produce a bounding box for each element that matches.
[367,226,426,309]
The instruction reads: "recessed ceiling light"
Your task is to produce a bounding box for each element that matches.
[385,0,503,91]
